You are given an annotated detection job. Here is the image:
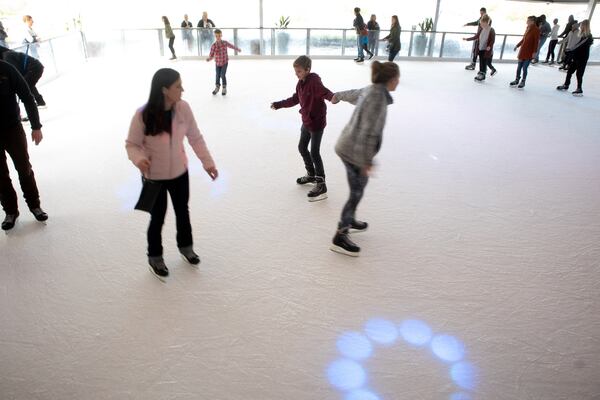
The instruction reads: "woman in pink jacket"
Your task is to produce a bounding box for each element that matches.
[126,68,218,279]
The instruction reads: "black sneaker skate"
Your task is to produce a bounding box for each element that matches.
[31,207,48,222]
[148,257,169,281]
[179,246,200,265]
[2,213,19,231]
[296,175,316,185]
[330,229,360,257]
[517,79,526,89]
[349,220,368,233]
[307,177,327,202]
[509,79,520,87]
[465,63,476,70]
[212,84,221,95]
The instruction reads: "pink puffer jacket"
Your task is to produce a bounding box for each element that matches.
[126,100,215,180]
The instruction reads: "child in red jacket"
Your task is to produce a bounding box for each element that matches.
[510,16,540,89]
[271,56,337,202]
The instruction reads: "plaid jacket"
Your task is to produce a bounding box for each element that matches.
[334,84,394,168]
[209,40,240,66]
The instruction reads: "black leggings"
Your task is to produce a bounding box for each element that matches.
[298,125,325,178]
[546,39,558,62]
[564,59,588,90]
[147,171,192,257]
[168,37,176,57]
[339,160,369,229]
[478,50,495,74]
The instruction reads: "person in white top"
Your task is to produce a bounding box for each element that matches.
[559,22,580,70]
[543,19,560,64]
[22,15,40,59]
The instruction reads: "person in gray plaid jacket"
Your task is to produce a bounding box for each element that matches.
[330,61,400,257]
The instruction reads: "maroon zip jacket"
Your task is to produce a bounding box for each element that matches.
[272,73,334,132]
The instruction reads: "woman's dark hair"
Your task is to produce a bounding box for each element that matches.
[371,61,399,84]
[391,15,399,27]
[142,68,180,136]
[162,16,170,25]
[354,7,360,13]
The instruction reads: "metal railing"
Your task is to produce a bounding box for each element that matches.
[81,27,600,63]
[7,28,599,81]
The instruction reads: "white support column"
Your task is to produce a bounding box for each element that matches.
[428,0,442,57]
[586,0,596,22]
[259,0,264,55]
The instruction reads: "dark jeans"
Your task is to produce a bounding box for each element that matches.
[546,39,558,62]
[478,50,495,74]
[516,59,531,80]
[298,125,324,178]
[215,63,228,86]
[564,59,587,90]
[388,46,400,61]
[24,64,44,105]
[471,42,479,64]
[534,36,547,61]
[0,123,41,215]
[339,160,369,229]
[147,171,193,257]
[168,37,176,57]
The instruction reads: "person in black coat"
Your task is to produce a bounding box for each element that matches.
[0,45,46,106]
[0,60,48,230]
[556,19,593,96]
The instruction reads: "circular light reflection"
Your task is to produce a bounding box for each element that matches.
[337,332,373,360]
[327,359,367,391]
[431,334,465,363]
[399,319,433,346]
[345,389,381,400]
[451,362,477,390]
[450,392,472,400]
[364,318,399,345]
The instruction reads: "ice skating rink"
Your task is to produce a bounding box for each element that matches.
[1,58,599,400]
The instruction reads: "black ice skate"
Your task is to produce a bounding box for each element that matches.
[222,85,227,96]
[572,88,583,97]
[556,85,568,91]
[2,213,19,231]
[517,79,526,89]
[307,177,327,202]
[474,72,486,82]
[212,84,221,95]
[330,229,360,257]
[148,257,169,281]
[465,63,476,70]
[296,175,316,185]
[349,220,368,233]
[179,246,200,265]
[31,208,48,222]
[509,78,520,87]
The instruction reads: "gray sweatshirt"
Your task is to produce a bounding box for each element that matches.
[334,84,394,168]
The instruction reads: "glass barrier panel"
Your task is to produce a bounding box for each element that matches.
[310,29,344,56]
[274,29,306,56]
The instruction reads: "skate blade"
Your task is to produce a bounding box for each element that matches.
[148,266,168,282]
[348,227,368,234]
[308,193,328,202]
[180,254,201,267]
[572,93,583,97]
[329,245,360,257]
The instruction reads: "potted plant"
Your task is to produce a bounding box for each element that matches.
[276,16,291,54]
[414,17,432,56]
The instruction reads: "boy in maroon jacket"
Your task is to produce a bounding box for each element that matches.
[271,56,337,202]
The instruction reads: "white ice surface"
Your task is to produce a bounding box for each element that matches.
[1,58,599,400]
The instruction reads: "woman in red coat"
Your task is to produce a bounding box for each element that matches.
[510,16,540,89]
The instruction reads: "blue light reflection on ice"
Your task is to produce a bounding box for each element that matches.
[337,332,373,361]
[399,319,433,346]
[451,362,477,390]
[327,359,367,391]
[364,319,399,345]
[345,389,381,400]
[450,392,473,400]
[431,334,465,363]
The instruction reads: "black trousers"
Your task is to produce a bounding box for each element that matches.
[478,50,495,74]
[298,125,325,178]
[0,123,41,215]
[24,64,44,105]
[546,39,558,62]
[168,37,176,57]
[564,59,588,90]
[339,160,369,229]
[147,171,193,257]
[388,46,400,61]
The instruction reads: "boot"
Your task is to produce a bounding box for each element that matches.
[2,213,19,231]
[517,79,526,89]
[148,256,169,280]
[330,228,360,257]
[212,84,221,95]
[556,84,569,91]
[31,207,48,222]
[465,63,476,70]
[307,177,327,202]
[509,78,520,87]
[179,245,200,265]
[222,85,227,96]
[349,220,368,233]
[296,174,316,185]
